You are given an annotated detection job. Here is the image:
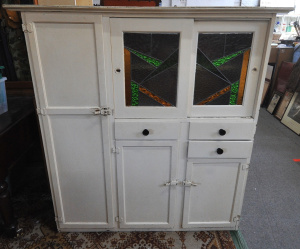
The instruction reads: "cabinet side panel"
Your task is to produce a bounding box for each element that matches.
[35,22,100,107]
[49,115,108,224]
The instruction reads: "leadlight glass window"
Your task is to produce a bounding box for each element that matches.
[193,33,253,105]
[124,32,180,107]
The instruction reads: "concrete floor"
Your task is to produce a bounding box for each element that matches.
[240,108,300,249]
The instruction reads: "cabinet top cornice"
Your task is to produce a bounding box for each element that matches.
[3,5,293,17]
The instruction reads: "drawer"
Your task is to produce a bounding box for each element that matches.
[189,119,255,140]
[188,141,253,158]
[115,120,180,140]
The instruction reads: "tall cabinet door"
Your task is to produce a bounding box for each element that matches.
[110,18,193,119]
[182,160,248,228]
[23,13,114,229]
[116,141,178,228]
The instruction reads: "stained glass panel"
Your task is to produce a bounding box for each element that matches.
[124,32,179,107]
[194,33,253,106]
[208,91,231,105]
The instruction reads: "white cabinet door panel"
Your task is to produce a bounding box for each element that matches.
[48,115,113,227]
[24,13,107,109]
[34,22,100,107]
[182,161,247,228]
[116,141,178,228]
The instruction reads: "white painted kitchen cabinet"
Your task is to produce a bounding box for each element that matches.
[6,5,291,232]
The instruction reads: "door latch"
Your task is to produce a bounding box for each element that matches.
[92,107,112,116]
[182,180,198,187]
[164,179,180,186]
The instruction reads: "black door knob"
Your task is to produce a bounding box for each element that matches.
[216,148,224,155]
[219,129,226,136]
[142,129,149,136]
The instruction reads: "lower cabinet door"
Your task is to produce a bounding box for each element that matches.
[116,140,178,228]
[182,160,248,228]
[45,114,114,229]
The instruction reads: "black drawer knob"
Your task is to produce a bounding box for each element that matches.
[217,148,224,155]
[219,129,226,136]
[142,129,149,136]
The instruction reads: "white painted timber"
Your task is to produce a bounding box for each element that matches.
[21,12,114,229]
[48,115,113,228]
[189,119,255,140]
[11,6,291,232]
[110,18,193,118]
[188,20,269,118]
[116,141,178,228]
[115,120,180,140]
[188,141,253,158]
[182,161,247,228]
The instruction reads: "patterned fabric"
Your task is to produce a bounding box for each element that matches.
[0,190,236,249]
[1,224,236,249]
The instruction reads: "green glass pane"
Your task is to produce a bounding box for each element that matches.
[229,81,239,105]
[131,81,139,106]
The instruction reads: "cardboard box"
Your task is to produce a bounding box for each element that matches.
[268,47,294,64]
[38,0,93,6]
[102,0,156,6]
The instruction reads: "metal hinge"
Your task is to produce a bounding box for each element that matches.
[242,164,250,170]
[22,23,33,33]
[36,108,46,116]
[112,147,120,154]
[164,179,181,186]
[115,216,123,223]
[233,215,240,222]
[55,216,63,223]
[92,107,112,116]
[182,180,199,187]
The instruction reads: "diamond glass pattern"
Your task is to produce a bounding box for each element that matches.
[124,32,180,107]
[194,33,253,105]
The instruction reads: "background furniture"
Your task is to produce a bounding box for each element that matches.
[0,96,38,236]
[266,46,294,105]
[5,5,291,232]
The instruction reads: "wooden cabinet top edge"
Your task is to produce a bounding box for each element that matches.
[3,5,293,15]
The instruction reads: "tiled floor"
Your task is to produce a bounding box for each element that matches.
[240,108,300,249]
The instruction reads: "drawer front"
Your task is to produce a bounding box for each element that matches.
[189,120,255,140]
[115,120,180,140]
[188,141,253,158]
